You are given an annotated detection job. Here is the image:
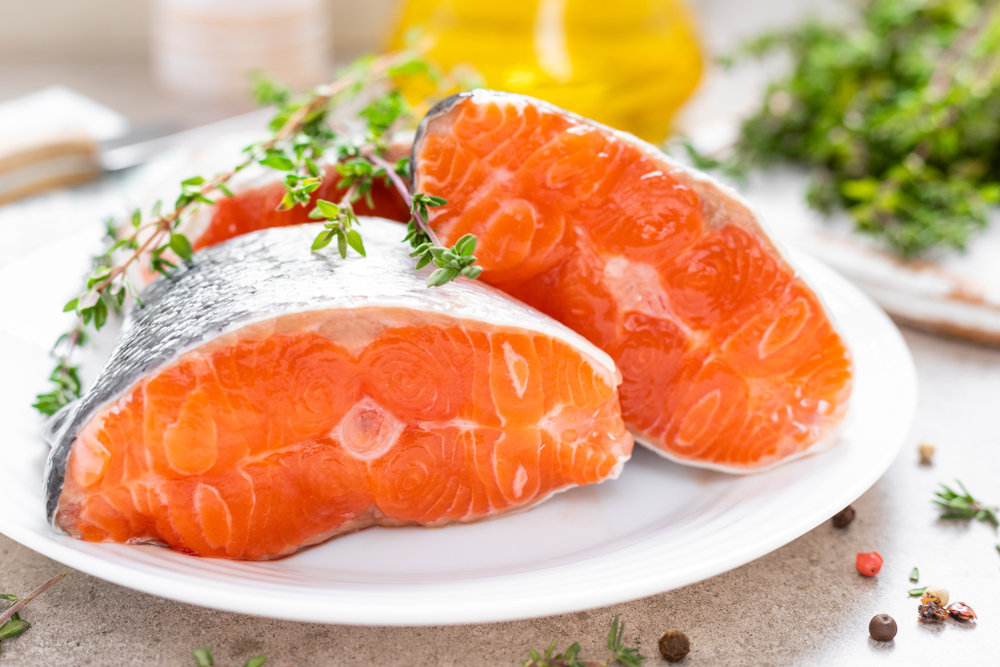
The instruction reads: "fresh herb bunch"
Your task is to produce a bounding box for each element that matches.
[933,480,998,527]
[33,51,480,416]
[694,0,1000,258]
[523,615,644,667]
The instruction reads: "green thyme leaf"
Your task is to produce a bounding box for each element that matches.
[250,71,291,106]
[192,647,214,667]
[259,155,295,171]
[346,229,366,256]
[336,231,348,259]
[315,199,341,219]
[454,233,476,257]
[0,618,29,641]
[523,615,645,666]
[311,230,335,251]
[169,233,194,262]
[934,480,999,527]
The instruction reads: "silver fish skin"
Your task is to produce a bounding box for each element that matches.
[43,218,619,525]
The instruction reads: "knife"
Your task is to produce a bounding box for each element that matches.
[0,86,271,205]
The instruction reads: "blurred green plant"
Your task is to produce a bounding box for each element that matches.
[689,0,1000,259]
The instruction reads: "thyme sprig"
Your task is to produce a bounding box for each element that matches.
[369,153,482,285]
[31,330,84,416]
[933,480,998,527]
[523,615,645,667]
[33,50,480,416]
[0,572,68,655]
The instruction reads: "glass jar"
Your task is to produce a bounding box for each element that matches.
[388,0,702,141]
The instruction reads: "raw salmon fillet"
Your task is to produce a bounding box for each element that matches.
[411,91,853,472]
[45,220,632,559]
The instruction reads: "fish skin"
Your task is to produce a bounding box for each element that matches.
[44,218,622,531]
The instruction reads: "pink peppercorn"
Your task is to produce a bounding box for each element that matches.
[856,551,883,577]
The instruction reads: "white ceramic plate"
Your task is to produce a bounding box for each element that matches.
[0,233,915,626]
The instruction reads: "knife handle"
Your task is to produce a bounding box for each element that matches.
[0,128,101,205]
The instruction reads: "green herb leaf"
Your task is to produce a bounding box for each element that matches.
[933,480,999,527]
[908,586,928,597]
[315,199,340,219]
[311,230,335,251]
[192,647,214,667]
[243,657,267,667]
[522,615,645,667]
[909,567,919,582]
[0,618,29,641]
[250,71,291,106]
[454,234,477,257]
[259,155,296,171]
[426,267,455,287]
[346,229,366,256]
[169,233,194,262]
[336,231,348,259]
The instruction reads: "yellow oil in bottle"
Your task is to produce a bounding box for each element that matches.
[388,0,702,141]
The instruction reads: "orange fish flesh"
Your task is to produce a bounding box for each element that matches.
[45,221,632,559]
[411,91,853,472]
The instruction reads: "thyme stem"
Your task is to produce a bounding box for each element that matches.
[35,48,479,415]
[91,51,414,297]
[369,153,442,246]
[0,572,68,627]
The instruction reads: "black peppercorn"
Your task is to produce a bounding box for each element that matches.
[868,614,897,641]
[658,630,690,662]
[832,505,856,528]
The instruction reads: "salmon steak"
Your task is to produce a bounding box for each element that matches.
[44,220,632,560]
[411,91,853,472]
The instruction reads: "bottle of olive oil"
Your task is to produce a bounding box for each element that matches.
[388,0,702,141]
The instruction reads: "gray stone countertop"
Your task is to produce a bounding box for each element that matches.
[2,327,998,666]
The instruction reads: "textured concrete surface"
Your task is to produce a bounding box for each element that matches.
[2,328,998,666]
